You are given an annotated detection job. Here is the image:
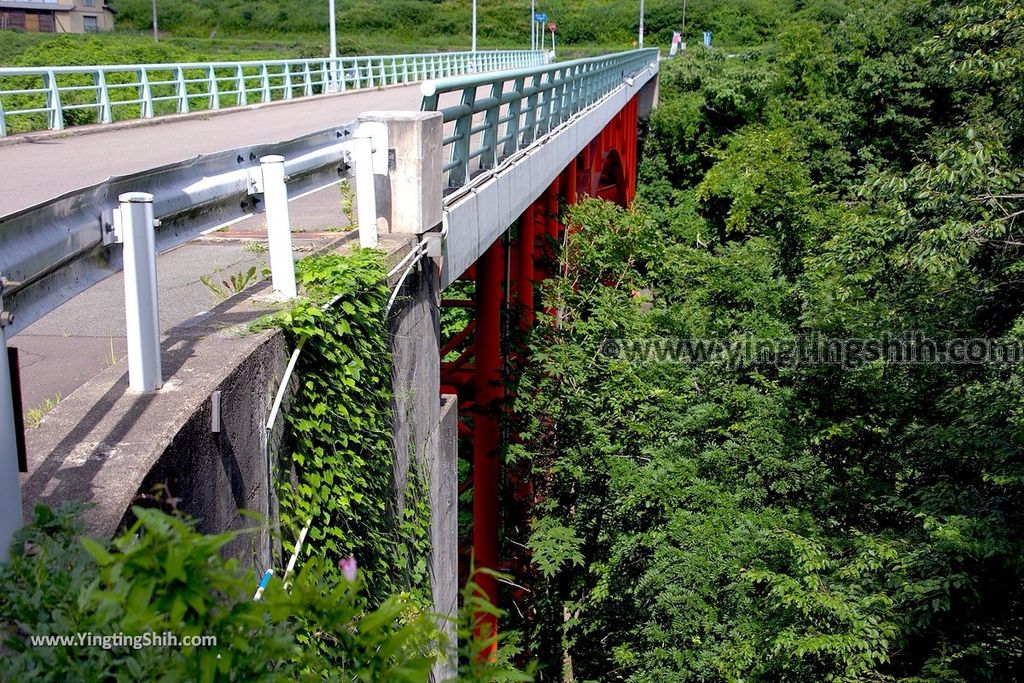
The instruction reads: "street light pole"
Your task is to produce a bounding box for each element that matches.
[328,0,338,90]
[151,0,158,42]
[531,0,536,51]
[639,0,645,48]
[472,0,477,53]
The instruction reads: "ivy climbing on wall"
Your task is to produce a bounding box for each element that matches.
[271,250,433,607]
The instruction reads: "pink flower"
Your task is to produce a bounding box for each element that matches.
[338,555,358,582]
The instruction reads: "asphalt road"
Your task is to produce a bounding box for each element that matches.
[0,84,427,216]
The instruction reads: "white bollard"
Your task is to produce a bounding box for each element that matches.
[120,192,163,393]
[259,155,298,299]
[351,137,379,248]
[0,295,23,562]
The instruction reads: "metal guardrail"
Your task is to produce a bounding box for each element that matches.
[0,118,386,336]
[0,50,544,137]
[420,48,657,188]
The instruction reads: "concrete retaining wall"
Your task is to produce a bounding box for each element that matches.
[19,238,459,641]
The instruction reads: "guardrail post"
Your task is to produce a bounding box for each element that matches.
[259,156,298,299]
[480,81,503,170]
[350,138,378,248]
[119,193,162,393]
[260,64,271,103]
[449,86,476,186]
[0,96,7,137]
[43,70,63,130]
[175,67,189,114]
[0,290,24,562]
[95,70,112,123]
[502,76,526,156]
[303,63,314,97]
[138,68,154,119]
[236,65,247,106]
[207,66,220,110]
[360,111,442,235]
[319,61,330,93]
[522,73,542,145]
[283,63,294,100]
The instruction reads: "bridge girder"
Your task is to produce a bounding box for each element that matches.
[438,95,640,654]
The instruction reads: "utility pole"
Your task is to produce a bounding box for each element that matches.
[682,0,687,41]
[151,0,158,42]
[639,0,645,48]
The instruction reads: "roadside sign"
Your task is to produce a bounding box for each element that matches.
[548,22,556,32]
[535,12,547,22]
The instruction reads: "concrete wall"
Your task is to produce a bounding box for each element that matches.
[434,393,459,679]
[388,259,440,515]
[20,238,460,632]
[20,292,291,569]
[134,331,289,568]
[385,253,460,665]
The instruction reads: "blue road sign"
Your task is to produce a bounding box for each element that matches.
[535,12,547,21]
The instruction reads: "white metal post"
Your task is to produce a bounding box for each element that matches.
[260,155,298,299]
[0,293,23,563]
[639,0,645,48]
[472,0,478,54]
[351,138,378,248]
[120,192,162,393]
[531,0,536,50]
[328,0,338,92]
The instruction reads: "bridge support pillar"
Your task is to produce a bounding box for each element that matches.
[473,237,504,651]
[359,111,443,235]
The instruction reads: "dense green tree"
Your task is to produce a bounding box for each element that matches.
[513,1,1024,680]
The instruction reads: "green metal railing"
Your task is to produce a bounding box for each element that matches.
[420,49,658,188]
[0,50,544,137]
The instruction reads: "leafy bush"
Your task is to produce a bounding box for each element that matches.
[0,504,441,681]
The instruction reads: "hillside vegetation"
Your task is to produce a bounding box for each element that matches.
[2,0,825,68]
[110,0,800,48]
[512,0,1024,679]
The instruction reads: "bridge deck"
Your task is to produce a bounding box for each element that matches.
[3,84,445,409]
[0,84,426,216]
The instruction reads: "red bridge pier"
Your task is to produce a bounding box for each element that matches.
[440,95,640,649]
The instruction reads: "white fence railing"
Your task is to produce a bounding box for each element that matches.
[0,50,545,137]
